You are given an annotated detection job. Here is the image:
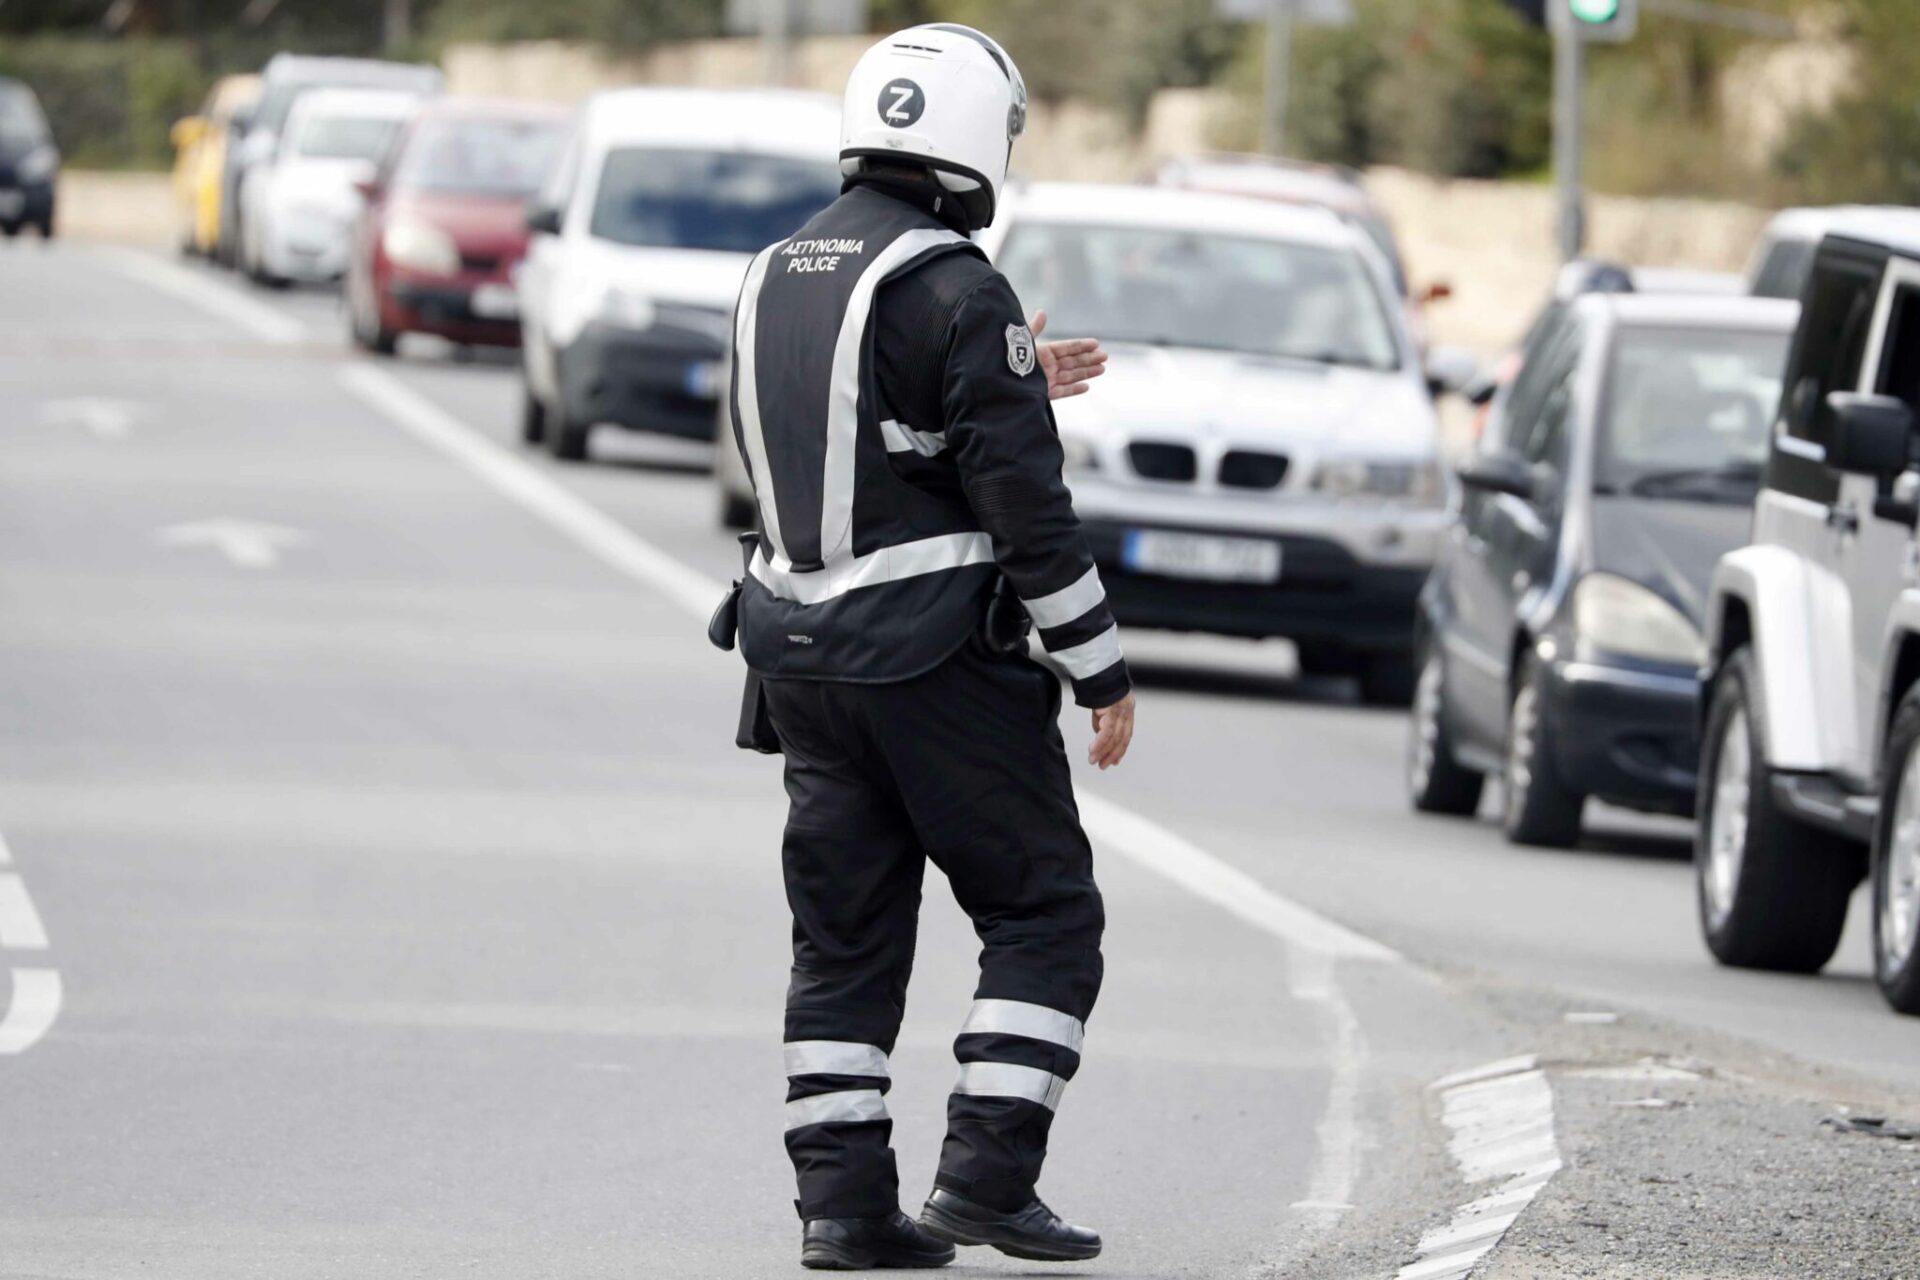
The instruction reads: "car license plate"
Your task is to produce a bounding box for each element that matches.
[0,189,24,218]
[471,283,519,319]
[1123,530,1282,583]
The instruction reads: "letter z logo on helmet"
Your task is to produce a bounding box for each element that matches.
[877,79,924,128]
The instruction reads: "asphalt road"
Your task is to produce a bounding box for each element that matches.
[3,242,1916,1279]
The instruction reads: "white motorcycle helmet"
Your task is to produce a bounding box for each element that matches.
[839,23,1028,231]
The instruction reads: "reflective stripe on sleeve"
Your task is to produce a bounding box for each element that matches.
[784,1089,889,1131]
[958,999,1085,1054]
[1049,623,1123,679]
[1021,566,1106,630]
[783,1040,890,1079]
[951,1061,1068,1111]
[879,418,948,457]
[733,244,784,562]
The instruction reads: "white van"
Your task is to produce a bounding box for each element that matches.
[516,88,842,461]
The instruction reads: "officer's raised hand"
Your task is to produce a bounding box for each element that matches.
[1031,309,1107,401]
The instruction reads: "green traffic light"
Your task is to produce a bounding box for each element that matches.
[1569,0,1621,19]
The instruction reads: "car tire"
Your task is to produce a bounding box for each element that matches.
[719,488,755,531]
[1408,644,1484,817]
[520,387,547,446]
[1503,653,1584,847]
[545,402,590,462]
[1696,648,1860,973]
[1872,684,1920,1014]
[349,280,398,356]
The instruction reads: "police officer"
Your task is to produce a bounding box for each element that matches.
[727,23,1135,1271]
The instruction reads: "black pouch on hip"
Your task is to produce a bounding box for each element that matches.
[707,532,781,755]
[981,574,1033,656]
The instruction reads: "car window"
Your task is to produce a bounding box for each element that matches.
[1749,237,1815,301]
[1599,325,1789,500]
[393,116,564,197]
[1873,283,1920,414]
[998,221,1402,371]
[1782,251,1879,449]
[1501,314,1579,455]
[294,113,403,163]
[0,84,49,148]
[1517,362,1577,474]
[588,147,840,255]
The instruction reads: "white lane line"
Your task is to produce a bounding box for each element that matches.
[329,360,1408,1268]
[90,246,307,346]
[337,366,722,619]
[0,874,50,950]
[0,969,64,1054]
[1396,1055,1561,1280]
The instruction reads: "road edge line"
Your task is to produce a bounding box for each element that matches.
[89,246,308,346]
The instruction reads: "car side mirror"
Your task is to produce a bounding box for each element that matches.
[229,104,255,134]
[525,202,563,236]
[1424,345,1480,398]
[1457,451,1536,500]
[1827,392,1915,477]
[170,117,205,150]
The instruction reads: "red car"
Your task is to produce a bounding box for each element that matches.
[347,98,569,353]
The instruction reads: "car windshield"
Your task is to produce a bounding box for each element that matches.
[997,222,1401,370]
[0,84,49,148]
[394,116,564,197]
[589,148,840,254]
[295,114,403,162]
[1599,325,1791,501]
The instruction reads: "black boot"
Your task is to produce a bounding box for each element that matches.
[919,1189,1102,1262]
[801,1211,956,1271]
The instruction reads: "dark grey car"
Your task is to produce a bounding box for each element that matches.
[1409,293,1800,847]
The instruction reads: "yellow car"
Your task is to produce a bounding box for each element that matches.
[169,73,258,256]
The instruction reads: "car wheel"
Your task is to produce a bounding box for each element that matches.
[1696,648,1860,972]
[1408,644,1484,816]
[1360,653,1417,707]
[1873,684,1920,1014]
[719,487,756,531]
[520,387,547,446]
[545,403,590,462]
[1503,653,1584,847]
[1,222,17,239]
[349,277,398,356]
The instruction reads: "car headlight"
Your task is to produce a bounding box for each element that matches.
[1312,455,1444,503]
[1571,573,1704,666]
[16,145,57,184]
[382,221,460,275]
[596,285,656,331]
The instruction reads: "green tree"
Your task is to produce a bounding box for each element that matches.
[1773,0,1920,204]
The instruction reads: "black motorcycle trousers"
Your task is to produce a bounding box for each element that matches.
[765,639,1105,1221]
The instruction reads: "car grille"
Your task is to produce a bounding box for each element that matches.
[458,251,501,273]
[1218,450,1289,490]
[1128,441,1198,482]
[1125,442,1290,489]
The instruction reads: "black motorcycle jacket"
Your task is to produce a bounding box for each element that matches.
[728,179,1130,709]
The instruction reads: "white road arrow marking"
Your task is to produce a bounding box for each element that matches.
[0,874,49,950]
[159,519,310,569]
[40,397,137,439]
[0,969,63,1055]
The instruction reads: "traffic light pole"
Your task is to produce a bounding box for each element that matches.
[1261,0,1295,155]
[1553,20,1585,261]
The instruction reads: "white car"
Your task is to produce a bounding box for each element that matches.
[239,87,421,287]
[1699,208,1920,1013]
[516,88,842,462]
[997,183,1450,702]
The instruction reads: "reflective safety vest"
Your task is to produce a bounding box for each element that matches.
[730,184,1130,706]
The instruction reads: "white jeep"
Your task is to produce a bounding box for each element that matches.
[1698,209,1920,1014]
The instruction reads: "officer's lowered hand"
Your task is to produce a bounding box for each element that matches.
[1088,691,1135,770]
[1031,310,1107,401]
